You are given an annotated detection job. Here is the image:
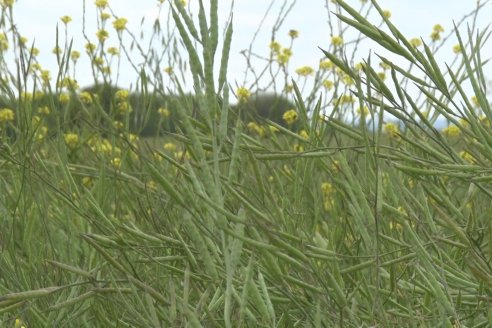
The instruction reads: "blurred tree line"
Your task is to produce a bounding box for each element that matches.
[0,83,302,139]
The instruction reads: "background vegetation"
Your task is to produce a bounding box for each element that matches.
[1,0,491,327]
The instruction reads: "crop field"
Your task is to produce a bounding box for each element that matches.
[1,0,492,327]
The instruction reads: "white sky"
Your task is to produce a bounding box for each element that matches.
[6,0,492,93]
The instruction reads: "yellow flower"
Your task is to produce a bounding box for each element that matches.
[430,31,441,42]
[319,59,333,70]
[409,37,422,47]
[452,44,461,54]
[35,126,48,141]
[40,70,51,85]
[158,107,170,118]
[113,120,124,129]
[0,108,15,122]
[110,157,121,170]
[127,133,138,143]
[101,12,111,21]
[288,29,299,39]
[116,101,132,114]
[442,125,460,137]
[295,65,314,76]
[269,41,281,53]
[79,91,93,105]
[96,29,109,42]
[85,42,96,53]
[95,0,108,8]
[269,125,279,133]
[293,143,304,152]
[471,96,480,107]
[383,122,399,138]
[82,177,94,188]
[276,47,293,65]
[107,47,119,56]
[459,151,475,163]
[336,94,355,105]
[0,32,8,51]
[59,77,79,90]
[60,15,72,24]
[247,122,266,138]
[236,87,250,103]
[322,80,334,90]
[163,66,173,74]
[52,46,62,55]
[282,109,298,125]
[38,106,51,115]
[14,318,25,328]
[163,142,177,152]
[382,10,391,19]
[299,129,309,139]
[59,93,70,105]
[113,17,128,32]
[321,182,333,195]
[70,50,80,62]
[433,24,444,33]
[341,74,354,85]
[356,106,369,116]
[30,47,40,56]
[93,57,104,67]
[115,89,129,101]
[1,0,14,8]
[331,35,343,47]
[64,132,79,149]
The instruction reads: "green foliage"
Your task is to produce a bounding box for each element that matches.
[1,0,492,326]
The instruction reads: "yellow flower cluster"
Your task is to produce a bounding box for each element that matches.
[282,109,298,125]
[442,125,460,137]
[38,106,51,115]
[335,94,355,106]
[269,41,293,65]
[59,93,71,105]
[247,122,266,138]
[236,87,250,103]
[64,132,79,149]
[295,66,314,76]
[331,35,343,47]
[321,182,335,211]
[110,157,121,170]
[383,122,399,138]
[1,0,14,8]
[322,80,334,90]
[113,18,128,32]
[80,91,93,105]
[0,32,8,51]
[288,29,299,39]
[107,47,119,56]
[158,107,170,118]
[115,90,132,114]
[430,24,444,42]
[319,59,333,70]
[459,150,475,163]
[0,108,15,122]
[71,50,80,62]
[60,15,72,24]
[163,142,177,152]
[96,29,109,42]
[409,37,422,48]
[35,126,48,141]
[95,0,108,9]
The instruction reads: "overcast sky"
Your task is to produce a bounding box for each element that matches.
[7,0,492,92]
